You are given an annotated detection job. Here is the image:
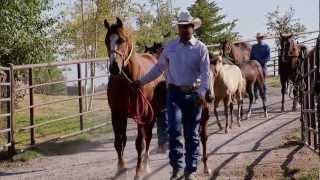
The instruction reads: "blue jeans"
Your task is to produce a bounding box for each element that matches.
[156,110,168,146]
[254,66,267,99]
[167,89,202,173]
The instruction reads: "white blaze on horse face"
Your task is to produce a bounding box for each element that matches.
[109,34,119,63]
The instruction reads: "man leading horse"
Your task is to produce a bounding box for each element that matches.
[132,12,210,180]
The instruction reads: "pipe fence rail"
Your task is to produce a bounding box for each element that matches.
[0,58,110,155]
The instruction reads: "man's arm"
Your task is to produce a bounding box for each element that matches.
[139,50,168,86]
[197,46,210,97]
[264,45,271,62]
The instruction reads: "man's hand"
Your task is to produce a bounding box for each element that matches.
[131,80,142,90]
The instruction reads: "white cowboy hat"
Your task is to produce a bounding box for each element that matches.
[256,33,266,39]
[174,11,202,30]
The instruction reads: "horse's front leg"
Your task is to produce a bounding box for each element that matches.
[229,102,234,129]
[292,86,298,111]
[214,99,223,130]
[111,112,128,173]
[143,122,155,173]
[224,98,229,134]
[281,77,287,112]
[135,126,144,180]
[200,105,212,175]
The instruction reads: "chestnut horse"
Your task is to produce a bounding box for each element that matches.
[279,33,308,112]
[221,40,251,65]
[104,18,165,179]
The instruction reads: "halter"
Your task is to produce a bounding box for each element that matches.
[111,41,134,67]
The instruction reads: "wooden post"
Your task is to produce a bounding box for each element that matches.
[8,64,15,156]
[274,53,276,77]
[77,64,84,130]
[29,68,35,145]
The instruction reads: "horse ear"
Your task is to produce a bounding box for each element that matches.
[116,17,123,28]
[104,19,110,30]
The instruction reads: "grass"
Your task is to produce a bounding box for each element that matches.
[298,167,320,180]
[266,76,281,88]
[11,149,42,162]
[0,93,112,151]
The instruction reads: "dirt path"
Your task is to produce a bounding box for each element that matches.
[0,88,319,180]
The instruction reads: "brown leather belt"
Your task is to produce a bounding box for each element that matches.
[168,84,198,93]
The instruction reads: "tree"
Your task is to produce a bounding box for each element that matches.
[266,6,306,37]
[188,0,237,44]
[0,0,60,66]
[134,0,178,50]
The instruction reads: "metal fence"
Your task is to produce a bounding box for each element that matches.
[0,58,110,155]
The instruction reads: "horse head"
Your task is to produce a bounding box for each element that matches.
[279,33,300,69]
[104,17,133,75]
[220,40,233,58]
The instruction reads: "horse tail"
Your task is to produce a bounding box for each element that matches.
[254,61,266,99]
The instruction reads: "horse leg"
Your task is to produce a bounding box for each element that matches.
[229,102,234,129]
[200,106,211,175]
[224,98,229,134]
[111,113,128,173]
[281,78,287,112]
[237,98,242,127]
[135,126,144,179]
[258,80,268,118]
[143,123,155,173]
[292,87,298,111]
[247,84,253,119]
[214,99,223,130]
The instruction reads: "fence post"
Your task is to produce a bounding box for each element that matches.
[29,68,35,145]
[8,64,16,156]
[273,53,276,77]
[5,70,11,149]
[77,64,84,130]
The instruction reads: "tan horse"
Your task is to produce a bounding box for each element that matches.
[210,55,245,133]
[104,18,165,179]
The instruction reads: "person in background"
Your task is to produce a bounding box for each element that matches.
[250,33,271,102]
[132,11,210,180]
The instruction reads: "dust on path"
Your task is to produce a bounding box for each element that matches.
[0,88,319,180]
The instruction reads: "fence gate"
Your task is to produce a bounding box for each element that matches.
[0,66,14,155]
[300,36,320,154]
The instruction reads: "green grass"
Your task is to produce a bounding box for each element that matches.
[11,149,42,162]
[267,76,281,88]
[1,94,111,150]
[298,168,320,180]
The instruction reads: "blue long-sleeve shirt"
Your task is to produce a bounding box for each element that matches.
[250,42,271,68]
[140,36,210,97]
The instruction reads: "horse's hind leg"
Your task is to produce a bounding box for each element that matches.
[258,81,268,118]
[200,105,212,175]
[229,102,234,129]
[135,126,144,179]
[214,99,223,130]
[247,84,254,119]
[111,113,128,173]
[292,87,298,111]
[143,123,155,173]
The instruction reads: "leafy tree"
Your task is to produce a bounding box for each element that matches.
[134,0,178,50]
[0,0,60,66]
[188,0,237,44]
[266,6,306,36]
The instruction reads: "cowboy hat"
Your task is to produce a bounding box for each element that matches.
[256,33,266,39]
[174,11,202,30]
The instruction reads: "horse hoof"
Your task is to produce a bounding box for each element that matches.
[225,129,228,134]
[134,175,143,180]
[204,168,212,175]
[144,163,151,173]
[265,112,269,119]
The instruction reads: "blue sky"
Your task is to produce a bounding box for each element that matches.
[173,0,319,38]
[56,0,319,39]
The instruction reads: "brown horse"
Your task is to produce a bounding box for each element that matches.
[104,18,165,179]
[221,40,251,65]
[219,41,268,118]
[239,60,268,118]
[279,33,308,112]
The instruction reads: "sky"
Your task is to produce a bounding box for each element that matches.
[56,0,319,39]
[172,0,319,39]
